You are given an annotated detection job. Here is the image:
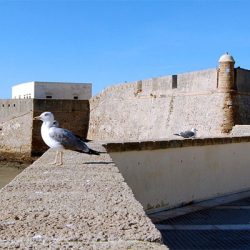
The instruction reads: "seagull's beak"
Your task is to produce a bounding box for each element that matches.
[33,116,41,120]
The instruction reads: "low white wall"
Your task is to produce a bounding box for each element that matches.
[12,82,34,99]
[109,140,250,213]
[12,82,92,100]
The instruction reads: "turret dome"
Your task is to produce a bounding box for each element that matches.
[219,52,235,63]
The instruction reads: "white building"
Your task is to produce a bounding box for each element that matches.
[12,81,92,100]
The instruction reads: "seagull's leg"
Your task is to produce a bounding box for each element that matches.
[49,150,58,165]
[56,151,63,166]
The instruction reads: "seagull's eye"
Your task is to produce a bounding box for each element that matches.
[44,113,48,116]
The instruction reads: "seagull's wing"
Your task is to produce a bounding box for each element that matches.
[180,131,195,138]
[73,133,92,142]
[49,127,91,153]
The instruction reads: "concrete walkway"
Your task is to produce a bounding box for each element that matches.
[0,142,166,249]
[149,191,250,249]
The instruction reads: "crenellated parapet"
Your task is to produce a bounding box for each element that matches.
[90,69,217,107]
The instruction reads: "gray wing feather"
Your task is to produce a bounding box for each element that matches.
[49,127,90,152]
[180,131,195,138]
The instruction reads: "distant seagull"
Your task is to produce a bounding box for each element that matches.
[34,112,99,165]
[174,128,198,138]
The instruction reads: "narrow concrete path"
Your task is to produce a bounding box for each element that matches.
[0,142,166,249]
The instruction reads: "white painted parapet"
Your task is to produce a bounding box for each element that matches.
[105,136,250,213]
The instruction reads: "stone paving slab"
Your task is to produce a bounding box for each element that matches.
[0,142,167,249]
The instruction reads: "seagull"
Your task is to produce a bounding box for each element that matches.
[34,111,100,165]
[174,128,198,138]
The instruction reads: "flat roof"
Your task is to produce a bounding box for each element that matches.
[12,81,92,87]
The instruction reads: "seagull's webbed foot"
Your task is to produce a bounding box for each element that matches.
[49,161,57,165]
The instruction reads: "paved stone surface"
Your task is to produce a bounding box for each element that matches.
[0,142,166,249]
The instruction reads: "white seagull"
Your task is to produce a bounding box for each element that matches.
[34,111,100,165]
[174,128,198,138]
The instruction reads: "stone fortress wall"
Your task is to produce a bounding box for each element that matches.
[0,99,34,161]
[1,53,250,160]
[88,55,250,142]
[234,68,250,124]
[88,69,220,141]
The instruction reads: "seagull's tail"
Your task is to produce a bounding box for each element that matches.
[174,133,181,136]
[87,148,100,155]
[84,139,92,142]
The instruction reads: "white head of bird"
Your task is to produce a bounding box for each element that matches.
[34,112,55,124]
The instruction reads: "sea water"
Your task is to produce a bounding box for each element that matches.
[0,161,28,189]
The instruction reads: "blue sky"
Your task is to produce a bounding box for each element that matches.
[0,0,250,98]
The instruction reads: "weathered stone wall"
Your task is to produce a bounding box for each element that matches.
[234,94,250,125]
[33,82,92,100]
[32,99,90,156]
[0,100,33,161]
[235,68,250,92]
[177,68,217,91]
[234,68,250,125]
[0,99,33,123]
[88,68,227,141]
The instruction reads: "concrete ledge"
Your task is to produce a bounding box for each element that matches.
[0,143,166,249]
[104,136,250,152]
[108,139,250,212]
[231,125,250,136]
